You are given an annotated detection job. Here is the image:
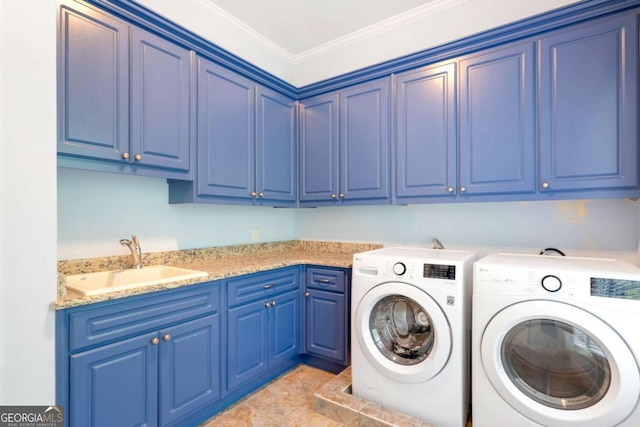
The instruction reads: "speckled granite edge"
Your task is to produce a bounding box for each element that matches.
[54,240,382,310]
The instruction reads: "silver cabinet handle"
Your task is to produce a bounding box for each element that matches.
[122,152,130,160]
[151,337,160,345]
[541,182,549,189]
[331,194,337,199]
[258,192,264,197]
[339,193,345,198]
[460,186,467,192]
[263,283,275,289]
[265,302,271,308]
[304,291,310,297]
[447,187,454,193]
[271,300,276,306]
[134,154,142,161]
[163,334,171,342]
[250,191,257,197]
[317,278,330,283]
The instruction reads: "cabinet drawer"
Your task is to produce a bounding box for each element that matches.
[68,282,219,352]
[226,267,299,308]
[306,267,346,293]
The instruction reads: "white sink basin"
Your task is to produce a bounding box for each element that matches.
[65,265,209,296]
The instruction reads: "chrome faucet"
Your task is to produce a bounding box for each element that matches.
[120,234,143,269]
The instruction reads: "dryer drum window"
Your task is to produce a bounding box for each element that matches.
[369,295,435,365]
[501,319,611,410]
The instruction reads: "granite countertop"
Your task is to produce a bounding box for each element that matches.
[53,240,382,310]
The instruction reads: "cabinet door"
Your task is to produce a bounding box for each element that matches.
[299,93,340,203]
[305,289,346,364]
[197,57,255,200]
[130,28,191,172]
[396,63,457,200]
[159,314,220,426]
[227,300,269,391]
[539,14,638,192]
[70,332,158,427]
[58,1,129,161]
[340,78,391,203]
[459,41,536,195]
[256,87,297,203]
[269,290,301,366]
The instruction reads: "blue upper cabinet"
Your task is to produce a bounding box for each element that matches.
[58,0,129,162]
[256,87,297,203]
[196,57,255,200]
[340,79,391,204]
[57,0,192,179]
[538,13,638,194]
[458,41,537,197]
[299,93,340,203]
[299,78,391,206]
[168,57,296,206]
[395,62,457,202]
[130,28,191,172]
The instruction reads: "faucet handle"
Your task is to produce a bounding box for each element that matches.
[131,234,140,247]
[120,238,132,246]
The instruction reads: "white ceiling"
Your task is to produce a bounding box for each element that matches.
[135,0,581,86]
[201,0,451,55]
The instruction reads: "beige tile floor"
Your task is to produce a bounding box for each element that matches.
[201,364,472,427]
[200,365,344,426]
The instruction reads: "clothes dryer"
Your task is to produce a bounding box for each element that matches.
[351,247,477,427]
[473,253,640,427]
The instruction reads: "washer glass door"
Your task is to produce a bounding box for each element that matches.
[370,295,434,365]
[501,319,610,410]
[481,300,640,427]
[355,281,452,383]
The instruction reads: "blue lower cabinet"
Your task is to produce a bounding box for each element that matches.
[225,268,301,393]
[227,298,270,390]
[159,315,220,426]
[303,266,350,367]
[59,283,221,427]
[70,332,159,427]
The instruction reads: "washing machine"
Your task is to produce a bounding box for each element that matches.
[473,253,640,427]
[351,247,478,427]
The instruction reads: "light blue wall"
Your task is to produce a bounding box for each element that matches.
[294,199,640,254]
[58,167,640,261]
[57,168,296,259]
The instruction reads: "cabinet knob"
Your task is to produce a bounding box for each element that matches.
[339,193,345,199]
[541,182,550,189]
[151,337,160,345]
[460,186,467,193]
[447,187,454,193]
[251,191,257,197]
[122,152,130,160]
[265,302,271,308]
[163,334,171,342]
[134,154,142,161]
[271,300,276,306]
[331,194,337,199]
[304,291,310,297]
[258,192,264,197]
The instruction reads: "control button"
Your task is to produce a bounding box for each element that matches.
[541,275,562,292]
[393,262,406,275]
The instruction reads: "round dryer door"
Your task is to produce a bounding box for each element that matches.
[481,300,640,427]
[355,281,452,383]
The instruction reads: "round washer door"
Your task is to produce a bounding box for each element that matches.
[481,300,640,427]
[355,281,452,383]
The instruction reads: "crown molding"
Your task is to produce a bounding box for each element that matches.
[292,0,471,64]
[186,0,297,63]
